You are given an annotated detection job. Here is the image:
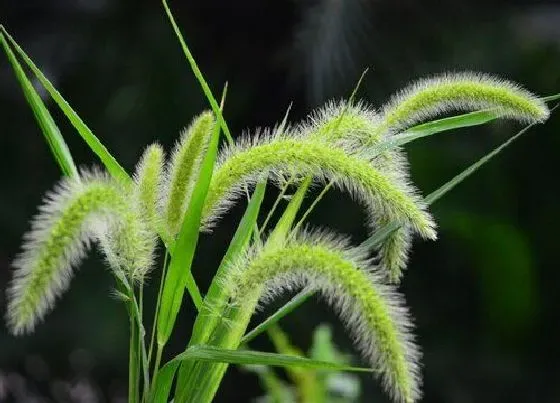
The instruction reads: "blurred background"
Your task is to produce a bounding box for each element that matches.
[1,0,559,402]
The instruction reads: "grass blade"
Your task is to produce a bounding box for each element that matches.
[162,0,233,145]
[423,122,538,205]
[542,93,560,102]
[362,110,556,250]
[376,93,558,153]
[156,115,220,346]
[175,345,373,372]
[267,177,313,249]
[150,345,371,402]
[0,31,78,178]
[0,26,129,182]
[170,182,267,397]
[189,181,267,346]
[241,288,315,345]
[383,110,497,151]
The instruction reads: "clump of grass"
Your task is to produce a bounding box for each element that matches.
[2,5,556,403]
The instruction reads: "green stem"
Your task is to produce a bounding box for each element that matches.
[129,305,140,403]
[261,176,294,233]
[291,180,334,237]
[151,342,165,389]
[126,287,150,400]
[148,250,169,366]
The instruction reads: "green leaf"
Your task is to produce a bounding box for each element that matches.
[542,93,560,102]
[189,181,267,346]
[0,26,129,183]
[362,115,552,250]
[375,93,558,154]
[381,110,498,152]
[0,31,78,178]
[151,345,371,403]
[162,0,233,145]
[241,288,315,345]
[175,345,373,372]
[156,117,220,346]
[171,182,267,400]
[422,122,537,205]
[267,176,313,249]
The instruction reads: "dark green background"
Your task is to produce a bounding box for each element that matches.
[1,0,559,402]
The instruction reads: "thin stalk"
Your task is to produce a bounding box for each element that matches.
[136,285,143,401]
[291,180,334,237]
[129,304,140,403]
[261,176,294,233]
[152,342,165,391]
[126,287,150,400]
[148,250,169,366]
[240,287,315,345]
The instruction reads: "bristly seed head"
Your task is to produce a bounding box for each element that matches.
[203,132,436,244]
[223,229,422,403]
[378,72,550,136]
[7,170,156,335]
[162,111,215,238]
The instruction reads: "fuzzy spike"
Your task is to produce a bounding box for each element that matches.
[301,100,381,144]
[133,143,165,233]
[299,101,414,281]
[378,72,549,135]
[163,111,215,237]
[203,133,435,242]
[224,230,421,403]
[7,172,154,334]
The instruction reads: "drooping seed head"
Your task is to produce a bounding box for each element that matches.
[163,111,215,238]
[298,101,418,281]
[378,72,550,135]
[223,230,421,403]
[300,100,381,145]
[7,171,155,334]
[203,132,436,244]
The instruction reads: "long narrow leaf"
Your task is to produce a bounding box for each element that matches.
[241,288,315,345]
[376,93,559,154]
[423,122,538,205]
[542,93,560,102]
[362,116,551,249]
[1,26,129,182]
[0,32,78,178]
[150,345,372,401]
[162,0,233,145]
[156,116,221,345]
[176,345,373,372]
[380,110,497,152]
[189,181,267,346]
[170,182,267,397]
[267,176,313,249]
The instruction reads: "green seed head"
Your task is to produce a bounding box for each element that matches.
[378,72,550,135]
[300,101,381,144]
[203,133,436,242]
[133,143,165,234]
[163,111,215,237]
[224,230,421,403]
[7,171,155,334]
[299,101,418,281]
